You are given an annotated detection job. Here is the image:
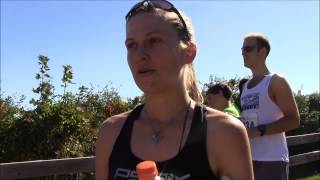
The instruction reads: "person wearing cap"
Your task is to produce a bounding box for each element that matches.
[240,32,300,180]
[95,1,253,180]
[206,83,241,118]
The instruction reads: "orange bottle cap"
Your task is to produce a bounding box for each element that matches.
[136,161,158,180]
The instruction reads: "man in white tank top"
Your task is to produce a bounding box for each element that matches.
[240,33,300,180]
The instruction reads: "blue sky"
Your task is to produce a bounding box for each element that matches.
[1,0,319,108]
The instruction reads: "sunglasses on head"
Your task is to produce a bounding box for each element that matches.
[241,45,257,53]
[125,0,190,41]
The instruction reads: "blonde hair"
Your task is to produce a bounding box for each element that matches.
[184,64,203,103]
[179,11,203,103]
[163,9,203,103]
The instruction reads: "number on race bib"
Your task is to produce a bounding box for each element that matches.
[244,121,255,129]
[241,113,258,129]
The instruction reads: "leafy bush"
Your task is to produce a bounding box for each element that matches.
[0,55,141,163]
[0,56,318,163]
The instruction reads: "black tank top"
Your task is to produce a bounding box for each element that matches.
[108,103,219,180]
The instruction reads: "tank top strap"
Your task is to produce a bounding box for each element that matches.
[259,73,275,94]
[265,73,275,86]
[184,103,207,150]
[173,103,214,177]
[114,104,144,150]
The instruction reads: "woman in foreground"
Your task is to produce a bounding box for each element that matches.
[95,1,253,179]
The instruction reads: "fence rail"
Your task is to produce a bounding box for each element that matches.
[287,132,320,146]
[0,156,94,180]
[1,133,320,180]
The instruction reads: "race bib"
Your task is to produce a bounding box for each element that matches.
[241,113,258,129]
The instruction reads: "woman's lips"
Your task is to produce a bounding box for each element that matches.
[138,68,155,75]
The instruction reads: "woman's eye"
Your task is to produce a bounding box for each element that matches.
[149,37,161,45]
[126,42,137,49]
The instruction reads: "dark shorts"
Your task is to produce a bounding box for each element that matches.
[253,161,289,180]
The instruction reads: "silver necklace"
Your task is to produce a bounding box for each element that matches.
[151,130,161,145]
[146,101,191,146]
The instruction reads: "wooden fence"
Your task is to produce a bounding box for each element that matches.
[1,133,319,180]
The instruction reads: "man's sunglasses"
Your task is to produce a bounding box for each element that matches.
[241,46,257,53]
[125,0,190,41]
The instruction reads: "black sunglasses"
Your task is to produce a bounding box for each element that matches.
[125,0,190,41]
[241,46,257,53]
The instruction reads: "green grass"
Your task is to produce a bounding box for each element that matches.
[295,173,320,180]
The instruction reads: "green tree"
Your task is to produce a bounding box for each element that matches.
[308,92,320,112]
[30,55,54,109]
[61,64,74,104]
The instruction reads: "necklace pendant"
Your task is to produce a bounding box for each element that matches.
[151,131,160,145]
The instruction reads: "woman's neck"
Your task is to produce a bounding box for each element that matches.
[143,92,191,123]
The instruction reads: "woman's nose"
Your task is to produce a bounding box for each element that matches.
[136,45,150,61]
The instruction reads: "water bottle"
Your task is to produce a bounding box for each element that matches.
[136,160,161,180]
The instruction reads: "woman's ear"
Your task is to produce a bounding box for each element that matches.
[185,42,197,64]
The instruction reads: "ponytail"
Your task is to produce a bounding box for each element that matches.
[184,64,203,103]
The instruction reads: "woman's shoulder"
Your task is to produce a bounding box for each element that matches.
[96,111,132,156]
[205,106,246,138]
[96,111,133,144]
[204,107,253,179]
[99,111,131,135]
[95,110,134,179]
